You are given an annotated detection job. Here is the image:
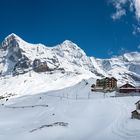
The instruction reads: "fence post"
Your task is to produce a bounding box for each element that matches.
[76,93,78,100]
[103,92,105,98]
[88,92,90,99]
[63,93,65,98]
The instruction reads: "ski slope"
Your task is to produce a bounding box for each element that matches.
[0,70,94,97]
[0,81,140,140]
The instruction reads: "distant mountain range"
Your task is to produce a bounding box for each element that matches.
[0,33,140,87]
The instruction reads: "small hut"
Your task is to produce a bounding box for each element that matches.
[131,99,140,120]
[135,100,140,110]
[131,110,140,120]
[119,83,136,93]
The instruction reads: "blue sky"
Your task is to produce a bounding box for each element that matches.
[0,0,140,58]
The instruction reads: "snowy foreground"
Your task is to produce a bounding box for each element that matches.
[0,79,140,140]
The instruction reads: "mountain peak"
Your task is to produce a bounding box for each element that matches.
[63,40,74,44]
[7,33,19,38]
[60,40,82,51]
[62,40,77,47]
[4,33,24,42]
[1,33,26,50]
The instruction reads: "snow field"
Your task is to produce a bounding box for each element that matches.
[0,86,140,140]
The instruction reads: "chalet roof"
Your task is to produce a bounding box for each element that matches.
[97,77,117,82]
[111,77,117,81]
[131,110,137,113]
[105,77,110,80]
[120,83,135,89]
[135,100,140,105]
[131,110,140,114]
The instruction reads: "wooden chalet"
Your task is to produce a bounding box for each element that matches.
[119,83,140,93]
[96,77,117,89]
[131,100,140,120]
[131,110,140,120]
[91,77,117,92]
[135,100,140,110]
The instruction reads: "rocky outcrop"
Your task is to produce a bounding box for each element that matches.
[33,59,49,72]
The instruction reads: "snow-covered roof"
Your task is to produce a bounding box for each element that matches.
[119,83,136,88]
[131,110,140,114]
[135,100,140,104]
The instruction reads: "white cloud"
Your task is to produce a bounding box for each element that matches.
[110,0,127,20]
[111,9,126,20]
[110,0,140,21]
[110,0,140,34]
[134,0,140,21]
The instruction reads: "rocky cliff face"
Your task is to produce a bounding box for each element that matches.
[0,33,60,75]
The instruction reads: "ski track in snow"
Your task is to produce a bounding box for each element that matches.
[108,98,140,140]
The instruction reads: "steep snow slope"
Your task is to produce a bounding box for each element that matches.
[0,71,95,97]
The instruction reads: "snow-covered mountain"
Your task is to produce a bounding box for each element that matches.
[96,52,140,85]
[0,33,99,77]
[1,34,140,140]
[0,33,140,88]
